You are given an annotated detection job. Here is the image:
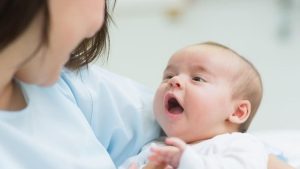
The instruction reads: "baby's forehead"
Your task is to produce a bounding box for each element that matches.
[169,45,243,76]
[172,44,241,65]
[188,44,235,55]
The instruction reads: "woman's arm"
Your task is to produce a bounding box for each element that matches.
[268,155,294,169]
[61,66,161,166]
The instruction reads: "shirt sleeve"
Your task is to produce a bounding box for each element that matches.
[59,65,161,166]
[178,135,268,169]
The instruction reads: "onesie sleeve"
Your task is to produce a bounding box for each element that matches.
[59,65,161,166]
[178,134,268,169]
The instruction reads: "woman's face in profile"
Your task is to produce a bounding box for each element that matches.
[15,0,106,86]
[49,0,106,40]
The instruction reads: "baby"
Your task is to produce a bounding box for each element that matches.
[120,41,267,169]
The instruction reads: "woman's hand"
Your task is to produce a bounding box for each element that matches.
[268,154,295,169]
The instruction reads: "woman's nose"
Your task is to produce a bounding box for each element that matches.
[169,76,182,88]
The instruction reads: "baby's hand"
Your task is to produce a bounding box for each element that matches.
[142,161,170,169]
[148,137,186,168]
[128,163,138,169]
[129,162,169,169]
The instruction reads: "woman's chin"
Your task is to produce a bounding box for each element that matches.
[38,75,60,87]
[16,73,59,87]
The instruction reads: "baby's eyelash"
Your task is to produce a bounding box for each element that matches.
[163,74,173,80]
[192,76,206,82]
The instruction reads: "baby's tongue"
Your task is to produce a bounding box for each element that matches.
[169,106,183,114]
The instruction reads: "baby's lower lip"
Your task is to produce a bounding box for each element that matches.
[164,109,183,120]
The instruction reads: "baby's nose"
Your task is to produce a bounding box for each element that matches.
[169,77,182,88]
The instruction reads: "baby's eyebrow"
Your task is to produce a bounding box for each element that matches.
[192,65,206,72]
[191,65,211,75]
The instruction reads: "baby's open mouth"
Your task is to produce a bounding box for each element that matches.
[167,97,184,114]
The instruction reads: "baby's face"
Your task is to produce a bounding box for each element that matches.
[153,45,239,143]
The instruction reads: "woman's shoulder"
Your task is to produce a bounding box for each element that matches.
[57,64,155,124]
[60,65,153,94]
[58,65,160,165]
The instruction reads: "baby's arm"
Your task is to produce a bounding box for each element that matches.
[148,134,269,169]
[148,137,186,168]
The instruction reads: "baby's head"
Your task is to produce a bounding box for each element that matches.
[153,42,262,143]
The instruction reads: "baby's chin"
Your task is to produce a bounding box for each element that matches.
[163,130,212,144]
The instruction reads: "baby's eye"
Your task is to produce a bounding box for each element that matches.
[163,74,174,80]
[192,76,206,82]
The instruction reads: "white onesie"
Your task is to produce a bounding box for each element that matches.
[119,132,268,169]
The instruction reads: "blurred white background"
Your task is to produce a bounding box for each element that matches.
[98,0,300,131]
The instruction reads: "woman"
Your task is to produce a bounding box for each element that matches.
[0,0,160,168]
[0,0,293,168]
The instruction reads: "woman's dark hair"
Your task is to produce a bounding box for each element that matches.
[0,0,111,70]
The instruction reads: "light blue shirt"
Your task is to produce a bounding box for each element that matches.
[0,65,160,169]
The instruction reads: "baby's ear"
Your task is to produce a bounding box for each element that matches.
[228,100,251,124]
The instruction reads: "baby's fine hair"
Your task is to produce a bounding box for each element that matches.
[200,41,263,132]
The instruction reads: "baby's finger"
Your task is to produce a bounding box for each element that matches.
[151,145,179,156]
[128,162,138,169]
[150,147,178,163]
[165,137,186,150]
[164,165,174,169]
[148,152,166,164]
